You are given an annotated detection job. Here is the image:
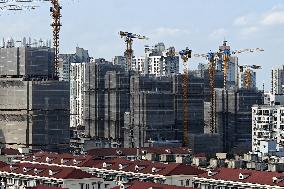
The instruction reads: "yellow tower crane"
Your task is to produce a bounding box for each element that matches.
[194,51,220,133]
[179,47,192,147]
[119,31,148,71]
[3,0,63,78]
[239,64,262,89]
[50,0,62,78]
[219,40,264,89]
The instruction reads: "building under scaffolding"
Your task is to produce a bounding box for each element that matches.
[0,46,70,152]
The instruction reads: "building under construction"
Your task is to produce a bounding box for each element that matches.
[214,88,264,153]
[0,46,70,152]
[83,59,127,140]
[123,73,205,148]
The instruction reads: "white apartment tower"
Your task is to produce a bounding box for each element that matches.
[70,62,87,128]
[133,43,179,77]
[252,105,284,157]
[272,66,284,94]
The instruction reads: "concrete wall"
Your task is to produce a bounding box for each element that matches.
[0,47,54,78]
[0,79,70,152]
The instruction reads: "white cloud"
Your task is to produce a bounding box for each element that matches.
[234,16,250,26]
[209,28,227,39]
[261,10,284,25]
[240,26,259,36]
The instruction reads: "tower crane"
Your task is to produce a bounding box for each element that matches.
[119,31,148,71]
[194,51,221,133]
[3,0,62,78]
[179,47,192,147]
[239,64,262,89]
[50,0,62,78]
[218,40,264,90]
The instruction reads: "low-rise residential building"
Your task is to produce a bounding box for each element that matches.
[0,148,21,164]
[90,157,205,188]
[87,147,192,162]
[193,168,284,189]
[0,162,113,189]
[17,151,203,188]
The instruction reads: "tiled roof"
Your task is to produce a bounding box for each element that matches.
[21,151,95,167]
[88,147,191,158]
[197,168,284,187]
[0,162,95,180]
[0,161,8,168]
[111,181,194,189]
[0,148,21,155]
[93,157,205,176]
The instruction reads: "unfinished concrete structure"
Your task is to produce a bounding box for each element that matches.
[123,74,205,148]
[124,75,174,147]
[214,88,264,153]
[104,71,130,142]
[0,46,70,152]
[0,47,55,79]
[83,59,126,139]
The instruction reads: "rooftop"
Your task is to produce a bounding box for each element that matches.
[0,162,95,180]
[92,157,205,176]
[87,147,191,159]
[196,168,284,187]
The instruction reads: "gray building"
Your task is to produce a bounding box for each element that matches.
[123,74,205,148]
[0,46,70,152]
[0,47,54,79]
[83,59,126,139]
[215,88,264,153]
[271,65,284,94]
[58,47,90,81]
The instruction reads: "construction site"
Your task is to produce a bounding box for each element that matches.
[0,1,266,155]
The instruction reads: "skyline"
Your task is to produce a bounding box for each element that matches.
[0,0,284,89]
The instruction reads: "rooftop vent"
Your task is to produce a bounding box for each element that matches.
[208,170,218,177]
[273,176,284,183]
[239,173,250,180]
[116,150,123,155]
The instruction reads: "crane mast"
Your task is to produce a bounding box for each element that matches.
[50,0,62,78]
[207,52,217,133]
[179,47,192,147]
[119,31,148,71]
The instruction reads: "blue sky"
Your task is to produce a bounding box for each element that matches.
[1,0,284,89]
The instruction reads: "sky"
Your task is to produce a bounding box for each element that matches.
[0,0,284,90]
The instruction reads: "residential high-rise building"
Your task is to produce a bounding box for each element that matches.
[84,59,126,139]
[123,73,205,148]
[252,105,284,157]
[70,62,87,128]
[271,66,284,94]
[0,46,70,152]
[58,47,90,81]
[215,88,264,153]
[132,43,179,77]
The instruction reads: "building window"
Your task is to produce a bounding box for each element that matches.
[186,179,190,186]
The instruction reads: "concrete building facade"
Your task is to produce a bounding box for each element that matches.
[0,46,70,152]
[272,65,284,94]
[70,62,87,128]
